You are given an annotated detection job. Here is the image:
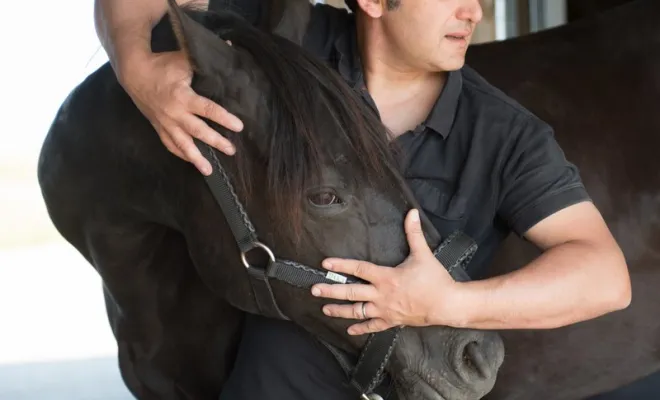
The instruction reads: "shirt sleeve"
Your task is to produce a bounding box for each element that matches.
[302,4,351,60]
[497,116,591,236]
[208,0,263,25]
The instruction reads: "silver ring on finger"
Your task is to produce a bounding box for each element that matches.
[361,302,368,320]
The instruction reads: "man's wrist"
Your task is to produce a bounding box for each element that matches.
[435,280,495,329]
[107,22,153,81]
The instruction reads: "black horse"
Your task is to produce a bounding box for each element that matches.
[466,0,660,398]
[566,0,637,22]
[37,1,504,399]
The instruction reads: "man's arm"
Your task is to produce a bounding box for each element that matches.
[458,202,630,330]
[94,0,342,175]
[94,0,210,80]
[456,118,631,330]
[94,0,255,174]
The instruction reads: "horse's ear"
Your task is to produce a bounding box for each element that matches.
[166,0,236,76]
[267,0,312,45]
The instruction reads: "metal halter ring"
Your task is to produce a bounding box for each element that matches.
[240,241,276,269]
[361,393,384,400]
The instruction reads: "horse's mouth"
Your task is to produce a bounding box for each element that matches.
[395,371,447,400]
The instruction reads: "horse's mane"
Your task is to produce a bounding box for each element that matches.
[182,9,405,237]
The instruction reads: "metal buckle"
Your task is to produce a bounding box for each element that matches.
[240,241,275,269]
[360,394,384,400]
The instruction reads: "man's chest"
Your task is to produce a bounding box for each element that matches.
[393,130,504,245]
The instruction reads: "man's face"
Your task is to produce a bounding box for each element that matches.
[380,0,483,71]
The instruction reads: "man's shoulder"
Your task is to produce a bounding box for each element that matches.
[303,4,353,59]
[459,65,548,130]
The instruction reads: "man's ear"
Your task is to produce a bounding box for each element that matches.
[166,0,238,77]
[266,0,312,45]
[355,0,384,18]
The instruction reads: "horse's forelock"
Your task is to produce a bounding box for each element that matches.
[210,14,404,240]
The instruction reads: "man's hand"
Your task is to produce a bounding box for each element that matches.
[95,0,237,175]
[119,50,244,175]
[311,209,464,335]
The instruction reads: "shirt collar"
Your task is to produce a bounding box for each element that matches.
[423,70,462,138]
[333,18,462,139]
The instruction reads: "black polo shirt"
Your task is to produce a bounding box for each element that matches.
[211,1,590,278]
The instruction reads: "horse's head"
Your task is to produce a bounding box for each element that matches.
[166,1,504,398]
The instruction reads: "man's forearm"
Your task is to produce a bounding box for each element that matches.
[450,240,630,330]
[94,0,209,74]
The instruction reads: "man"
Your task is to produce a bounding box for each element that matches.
[94,0,631,398]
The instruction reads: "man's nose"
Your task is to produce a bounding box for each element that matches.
[457,0,484,25]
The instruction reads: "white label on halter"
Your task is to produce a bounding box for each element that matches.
[325,271,348,283]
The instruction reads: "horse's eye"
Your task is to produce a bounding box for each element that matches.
[308,191,342,207]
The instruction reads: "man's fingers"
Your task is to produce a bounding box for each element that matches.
[180,114,236,156]
[156,121,188,161]
[405,209,431,256]
[189,93,243,132]
[312,283,377,302]
[161,132,187,161]
[321,258,384,283]
[169,127,213,175]
[347,319,394,336]
[321,302,382,320]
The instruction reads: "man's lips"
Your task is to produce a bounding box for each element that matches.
[445,30,470,40]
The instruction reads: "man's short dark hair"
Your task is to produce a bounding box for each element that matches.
[345,0,401,12]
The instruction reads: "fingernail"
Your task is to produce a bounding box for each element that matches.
[232,119,243,131]
[202,165,212,175]
[411,209,419,222]
[312,287,321,296]
[225,146,236,155]
[323,260,333,270]
[322,306,330,315]
[347,327,356,335]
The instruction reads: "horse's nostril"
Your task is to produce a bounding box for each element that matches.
[455,332,504,385]
[463,341,489,379]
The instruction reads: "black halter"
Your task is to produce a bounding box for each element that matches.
[196,141,477,399]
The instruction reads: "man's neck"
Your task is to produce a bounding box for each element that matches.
[356,22,447,138]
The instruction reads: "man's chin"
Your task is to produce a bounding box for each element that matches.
[437,58,466,72]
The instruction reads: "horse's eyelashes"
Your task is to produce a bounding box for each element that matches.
[308,191,342,207]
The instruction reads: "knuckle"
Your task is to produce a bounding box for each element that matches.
[177,140,197,158]
[172,136,187,151]
[202,98,218,118]
[189,126,204,139]
[381,275,395,288]
[378,319,391,330]
[164,143,179,156]
[352,303,362,319]
[346,287,357,301]
[172,83,188,98]
[355,262,368,277]
[162,104,178,118]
